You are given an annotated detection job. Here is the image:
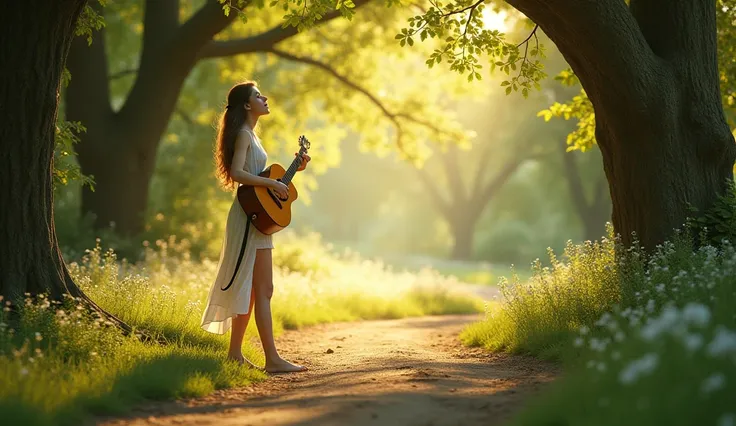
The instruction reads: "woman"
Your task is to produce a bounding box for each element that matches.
[200,81,310,373]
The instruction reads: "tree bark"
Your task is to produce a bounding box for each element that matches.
[507,0,736,249]
[0,0,91,300]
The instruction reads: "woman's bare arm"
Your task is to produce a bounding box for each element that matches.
[229,130,272,188]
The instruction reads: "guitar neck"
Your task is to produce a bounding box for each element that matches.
[281,149,306,185]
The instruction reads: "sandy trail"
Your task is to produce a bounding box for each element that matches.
[98,314,557,426]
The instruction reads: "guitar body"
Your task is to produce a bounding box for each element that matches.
[237,163,299,235]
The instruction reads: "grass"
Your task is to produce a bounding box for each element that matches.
[462,225,736,425]
[0,231,482,425]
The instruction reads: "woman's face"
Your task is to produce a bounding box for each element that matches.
[247,87,270,117]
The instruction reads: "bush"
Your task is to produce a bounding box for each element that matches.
[462,225,736,425]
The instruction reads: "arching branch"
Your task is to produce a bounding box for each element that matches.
[267,47,449,155]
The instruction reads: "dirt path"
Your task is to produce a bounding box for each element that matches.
[99,315,557,426]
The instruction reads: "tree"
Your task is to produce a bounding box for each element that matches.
[0,1,114,303]
[65,0,472,236]
[400,0,736,249]
[560,146,611,241]
[416,142,534,259]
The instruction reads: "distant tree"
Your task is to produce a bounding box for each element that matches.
[401,0,736,249]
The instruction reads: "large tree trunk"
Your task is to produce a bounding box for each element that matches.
[66,0,233,235]
[508,0,736,249]
[449,217,475,260]
[0,0,90,300]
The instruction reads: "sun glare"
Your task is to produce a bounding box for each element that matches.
[481,9,508,32]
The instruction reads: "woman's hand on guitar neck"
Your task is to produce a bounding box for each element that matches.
[296,153,311,172]
[268,179,289,199]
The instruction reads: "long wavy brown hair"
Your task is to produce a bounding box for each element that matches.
[215,81,257,190]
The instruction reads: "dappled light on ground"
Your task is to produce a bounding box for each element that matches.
[99,315,557,426]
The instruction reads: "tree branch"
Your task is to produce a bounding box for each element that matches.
[476,157,525,211]
[415,167,452,218]
[266,47,446,153]
[119,0,235,132]
[630,0,718,65]
[444,0,485,17]
[66,0,112,123]
[139,0,180,68]
[171,0,236,63]
[197,0,372,58]
[470,139,496,196]
[109,68,137,81]
[441,144,468,205]
[505,0,660,113]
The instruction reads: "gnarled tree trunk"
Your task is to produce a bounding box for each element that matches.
[0,0,89,300]
[509,0,736,249]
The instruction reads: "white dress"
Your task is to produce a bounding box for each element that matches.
[200,128,274,335]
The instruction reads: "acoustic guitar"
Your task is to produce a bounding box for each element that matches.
[236,135,311,235]
[221,135,311,292]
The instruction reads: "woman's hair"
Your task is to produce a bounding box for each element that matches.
[215,81,257,190]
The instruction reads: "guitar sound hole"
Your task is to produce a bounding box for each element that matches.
[267,189,283,208]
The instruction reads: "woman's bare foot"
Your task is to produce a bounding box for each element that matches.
[265,357,308,373]
[228,354,263,371]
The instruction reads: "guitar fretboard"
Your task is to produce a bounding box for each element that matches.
[280,148,306,185]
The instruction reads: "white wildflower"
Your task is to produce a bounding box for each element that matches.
[590,338,607,352]
[573,337,584,347]
[682,333,704,352]
[655,283,665,293]
[579,325,589,335]
[707,327,736,357]
[700,373,726,395]
[718,413,735,426]
[619,353,659,385]
[596,313,613,327]
[682,303,711,327]
[641,306,679,341]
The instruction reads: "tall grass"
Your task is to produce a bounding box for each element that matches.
[0,231,482,425]
[462,226,736,425]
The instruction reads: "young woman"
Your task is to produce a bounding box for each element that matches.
[200,81,310,373]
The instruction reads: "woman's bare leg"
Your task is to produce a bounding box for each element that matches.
[253,248,307,373]
[227,289,259,369]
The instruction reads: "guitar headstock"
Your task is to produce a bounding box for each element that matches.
[298,135,311,153]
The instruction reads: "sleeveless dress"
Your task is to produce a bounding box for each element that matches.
[200,127,274,335]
